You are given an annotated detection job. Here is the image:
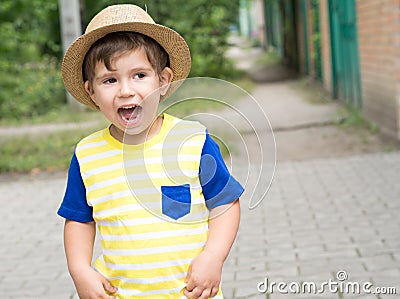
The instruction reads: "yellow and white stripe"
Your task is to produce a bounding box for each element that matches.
[75,114,222,298]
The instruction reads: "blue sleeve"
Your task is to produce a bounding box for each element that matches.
[57,153,94,222]
[199,131,244,209]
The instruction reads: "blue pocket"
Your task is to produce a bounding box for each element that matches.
[161,184,191,220]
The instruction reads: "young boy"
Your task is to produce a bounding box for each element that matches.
[57,4,243,299]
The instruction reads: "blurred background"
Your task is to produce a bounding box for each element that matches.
[1,2,400,298]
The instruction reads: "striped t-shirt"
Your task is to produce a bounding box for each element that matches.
[58,113,244,298]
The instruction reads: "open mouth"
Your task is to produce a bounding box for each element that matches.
[118,105,143,125]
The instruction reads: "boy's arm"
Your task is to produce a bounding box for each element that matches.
[64,220,117,299]
[184,199,240,299]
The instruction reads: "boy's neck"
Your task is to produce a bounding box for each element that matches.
[109,115,164,145]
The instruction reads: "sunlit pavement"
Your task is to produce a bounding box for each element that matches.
[0,150,399,298]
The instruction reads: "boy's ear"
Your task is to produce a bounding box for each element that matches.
[159,67,174,96]
[84,81,97,103]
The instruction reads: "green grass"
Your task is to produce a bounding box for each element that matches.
[163,98,222,117]
[337,104,378,134]
[0,127,99,173]
[290,77,384,145]
[253,48,282,67]
[0,105,100,126]
[289,77,334,104]
[336,104,379,146]
[161,77,254,117]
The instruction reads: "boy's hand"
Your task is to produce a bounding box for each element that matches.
[73,266,117,299]
[184,250,223,299]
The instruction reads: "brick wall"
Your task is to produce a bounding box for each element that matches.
[395,2,400,140]
[357,0,400,138]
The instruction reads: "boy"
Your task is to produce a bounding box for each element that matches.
[57,4,243,299]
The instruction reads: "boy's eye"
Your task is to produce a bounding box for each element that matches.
[134,73,146,79]
[104,78,117,84]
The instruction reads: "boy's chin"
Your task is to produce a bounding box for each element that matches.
[121,122,149,137]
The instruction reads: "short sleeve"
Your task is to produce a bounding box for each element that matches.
[199,131,244,209]
[57,153,94,222]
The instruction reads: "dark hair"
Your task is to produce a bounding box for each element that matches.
[83,31,170,86]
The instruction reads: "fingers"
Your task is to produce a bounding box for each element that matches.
[101,277,118,299]
[184,288,219,299]
[101,276,117,293]
[184,261,220,299]
[184,287,213,299]
[210,286,219,297]
[185,276,219,298]
[185,283,220,299]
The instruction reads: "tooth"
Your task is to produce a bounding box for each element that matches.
[122,105,136,109]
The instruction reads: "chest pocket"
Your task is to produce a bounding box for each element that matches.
[161,184,191,220]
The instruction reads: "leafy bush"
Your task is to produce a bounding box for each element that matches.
[0,0,64,120]
[0,58,65,120]
[0,0,61,61]
[0,127,95,173]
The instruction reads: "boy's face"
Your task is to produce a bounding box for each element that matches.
[84,48,173,143]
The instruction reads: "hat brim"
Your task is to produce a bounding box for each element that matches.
[62,22,191,110]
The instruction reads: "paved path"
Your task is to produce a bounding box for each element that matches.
[1,151,399,298]
[224,152,400,298]
[0,121,101,137]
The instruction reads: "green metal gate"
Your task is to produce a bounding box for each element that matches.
[264,0,298,69]
[311,0,322,80]
[329,0,362,108]
[301,0,310,74]
[264,0,283,55]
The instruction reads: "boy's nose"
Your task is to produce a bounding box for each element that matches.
[119,80,135,98]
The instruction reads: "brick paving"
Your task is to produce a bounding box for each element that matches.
[223,152,400,298]
[0,151,399,298]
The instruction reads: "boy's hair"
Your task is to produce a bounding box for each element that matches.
[83,31,170,86]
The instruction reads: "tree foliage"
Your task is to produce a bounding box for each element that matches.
[0,0,61,62]
[0,0,63,120]
[84,0,239,78]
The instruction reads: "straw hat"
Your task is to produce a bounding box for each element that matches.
[62,4,191,109]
